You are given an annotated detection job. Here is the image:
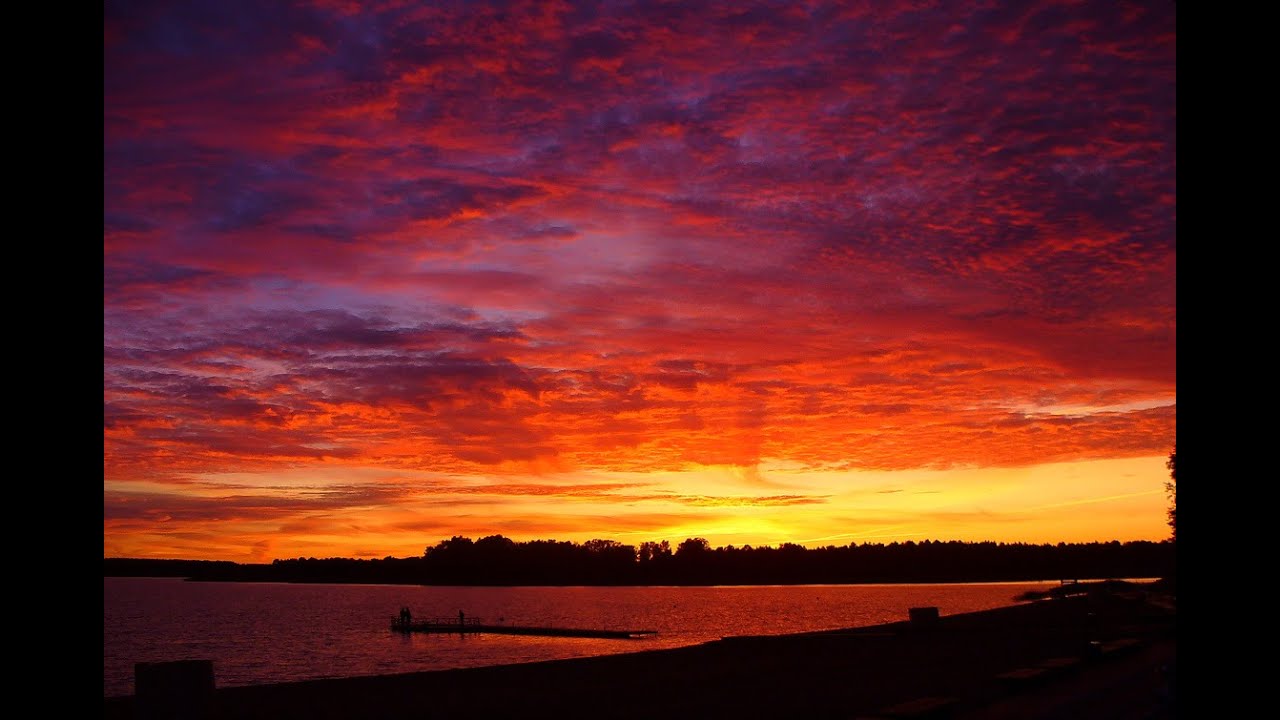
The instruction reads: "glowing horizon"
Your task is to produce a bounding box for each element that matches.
[105,1,1175,562]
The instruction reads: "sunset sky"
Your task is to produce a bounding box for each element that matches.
[104,0,1175,562]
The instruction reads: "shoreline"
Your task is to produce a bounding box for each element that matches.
[104,584,1175,719]
[104,575,1161,588]
[102,541,1176,587]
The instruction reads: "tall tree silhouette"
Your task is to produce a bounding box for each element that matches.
[1165,445,1176,540]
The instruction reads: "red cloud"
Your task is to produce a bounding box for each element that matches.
[106,0,1175,557]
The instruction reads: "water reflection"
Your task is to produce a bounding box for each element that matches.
[105,578,1061,697]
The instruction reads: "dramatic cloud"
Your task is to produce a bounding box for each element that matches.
[105,0,1175,560]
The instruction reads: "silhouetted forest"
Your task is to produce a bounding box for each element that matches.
[104,536,1174,586]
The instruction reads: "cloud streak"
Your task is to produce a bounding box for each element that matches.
[105,0,1175,559]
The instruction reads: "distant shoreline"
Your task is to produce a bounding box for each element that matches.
[104,538,1174,587]
[105,573,1163,588]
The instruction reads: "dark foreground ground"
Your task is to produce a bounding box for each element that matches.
[105,588,1175,719]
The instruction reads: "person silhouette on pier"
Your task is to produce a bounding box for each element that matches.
[459,610,465,628]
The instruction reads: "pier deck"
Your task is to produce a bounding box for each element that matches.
[391,617,656,640]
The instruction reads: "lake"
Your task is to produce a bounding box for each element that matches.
[104,577,1060,697]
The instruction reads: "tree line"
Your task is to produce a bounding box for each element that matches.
[104,536,1174,586]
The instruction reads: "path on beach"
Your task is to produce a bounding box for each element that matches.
[954,639,1175,720]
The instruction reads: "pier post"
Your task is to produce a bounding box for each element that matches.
[135,659,216,720]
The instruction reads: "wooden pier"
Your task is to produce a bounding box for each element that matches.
[390,616,657,640]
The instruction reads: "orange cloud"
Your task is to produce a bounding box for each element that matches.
[106,0,1175,559]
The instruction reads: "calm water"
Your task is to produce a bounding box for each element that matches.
[104,578,1058,697]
